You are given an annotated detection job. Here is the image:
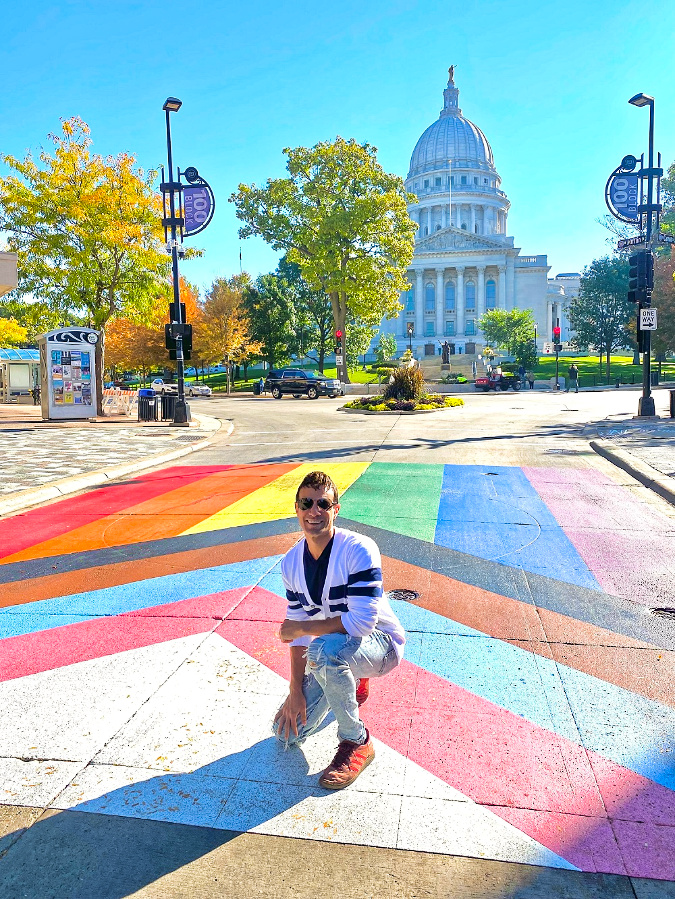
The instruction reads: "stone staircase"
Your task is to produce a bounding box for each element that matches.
[419,354,486,382]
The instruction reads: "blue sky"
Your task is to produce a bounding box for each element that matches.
[2,0,674,293]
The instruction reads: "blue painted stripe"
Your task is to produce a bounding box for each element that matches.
[0,556,283,640]
[434,465,601,591]
[393,599,675,792]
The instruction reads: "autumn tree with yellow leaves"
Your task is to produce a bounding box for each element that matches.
[0,117,171,411]
[201,275,262,392]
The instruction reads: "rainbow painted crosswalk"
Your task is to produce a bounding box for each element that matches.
[1,462,673,880]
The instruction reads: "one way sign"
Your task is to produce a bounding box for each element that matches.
[640,308,658,330]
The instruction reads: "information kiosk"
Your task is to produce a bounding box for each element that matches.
[38,328,100,420]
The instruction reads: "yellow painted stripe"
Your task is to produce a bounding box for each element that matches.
[181,462,371,535]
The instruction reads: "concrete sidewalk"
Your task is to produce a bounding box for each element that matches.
[0,404,229,517]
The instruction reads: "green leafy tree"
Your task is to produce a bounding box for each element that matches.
[567,256,632,380]
[230,137,417,382]
[0,117,172,412]
[277,256,333,371]
[375,332,398,363]
[651,249,675,358]
[243,273,294,369]
[661,159,675,237]
[477,309,537,367]
[345,318,377,369]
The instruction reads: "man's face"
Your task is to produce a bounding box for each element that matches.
[295,486,339,541]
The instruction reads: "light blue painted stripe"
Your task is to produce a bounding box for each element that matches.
[434,465,601,591]
[393,599,675,792]
[0,556,283,640]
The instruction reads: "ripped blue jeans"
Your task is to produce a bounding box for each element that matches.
[273,629,398,747]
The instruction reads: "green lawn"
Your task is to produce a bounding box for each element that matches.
[531,355,675,387]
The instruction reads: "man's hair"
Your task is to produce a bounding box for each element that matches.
[295,470,339,504]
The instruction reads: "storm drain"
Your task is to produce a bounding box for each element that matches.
[648,607,675,622]
[174,434,207,442]
[386,589,420,603]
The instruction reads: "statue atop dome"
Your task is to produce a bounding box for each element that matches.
[448,65,455,84]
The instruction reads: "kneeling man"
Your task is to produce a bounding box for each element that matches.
[274,470,405,789]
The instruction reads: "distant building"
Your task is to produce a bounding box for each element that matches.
[0,251,18,299]
[381,70,578,357]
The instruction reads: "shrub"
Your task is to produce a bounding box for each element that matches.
[383,366,425,400]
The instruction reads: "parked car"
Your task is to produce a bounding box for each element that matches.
[186,382,212,397]
[264,369,344,400]
[474,371,522,392]
[151,378,178,395]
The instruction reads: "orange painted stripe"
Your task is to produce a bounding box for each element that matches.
[2,463,299,565]
[0,532,301,609]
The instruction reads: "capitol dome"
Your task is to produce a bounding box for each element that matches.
[407,69,498,179]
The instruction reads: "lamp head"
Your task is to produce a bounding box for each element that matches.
[628,93,654,108]
[163,97,183,112]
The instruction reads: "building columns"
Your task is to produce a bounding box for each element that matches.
[470,205,476,234]
[456,266,465,336]
[498,265,506,309]
[546,301,553,340]
[476,265,486,320]
[506,256,515,310]
[435,268,444,339]
[426,207,432,235]
[415,269,424,342]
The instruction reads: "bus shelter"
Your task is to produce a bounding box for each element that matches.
[0,348,40,404]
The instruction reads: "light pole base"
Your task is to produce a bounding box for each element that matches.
[637,395,656,417]
[172,399,191,426]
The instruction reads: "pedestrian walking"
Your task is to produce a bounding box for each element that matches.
[273,470,405,789]
[566,364,579,394]
[526,371,535,390]
[258,376,265,395]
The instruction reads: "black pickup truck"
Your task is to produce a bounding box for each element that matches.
[264,369,344,399]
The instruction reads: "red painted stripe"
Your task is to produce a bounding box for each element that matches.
[0,586,254,681]
[218,616,675,877]
[0,466,233,561]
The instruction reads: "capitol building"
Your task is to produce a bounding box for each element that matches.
[383,69,579,358]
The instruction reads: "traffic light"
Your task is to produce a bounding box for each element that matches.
[166,322,192,360]
[628,250,653,304]
[552,326,561,340]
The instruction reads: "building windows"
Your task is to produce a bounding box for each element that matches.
[486,279,496,310]
[461,223,467,230]
[435,177,441,186]
[465,319,476,336]
[465,282,476,312]
[424,227,428,236]
[424,179,429,188]
[425,320,434,336]
[461,175,467,185]
[425,282,435,312]
[445,320,455,336]
[450,175,455,185]
[475,225,480,233]
[405,289,415,312]
[484,178,488,184]
[474,177,478,185]
[444,282,455,312]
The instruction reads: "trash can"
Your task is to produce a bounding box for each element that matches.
[650,371,659,387]
[160,393,177,421]
[253,382,261,396]
[670,390,675,419]
[138,388,157,422]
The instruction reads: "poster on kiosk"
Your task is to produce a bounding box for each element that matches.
[38,328,100,420]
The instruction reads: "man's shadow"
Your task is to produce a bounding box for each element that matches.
[0,732,335,899]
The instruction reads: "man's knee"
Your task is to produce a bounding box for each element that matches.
[306,632,350,672]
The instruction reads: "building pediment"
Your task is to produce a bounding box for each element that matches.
[415,227,506,253]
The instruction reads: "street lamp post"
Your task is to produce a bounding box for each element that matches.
[629,93,658,417]
[163,97,190,426]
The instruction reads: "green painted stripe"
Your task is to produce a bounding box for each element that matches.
[339,462,444,543]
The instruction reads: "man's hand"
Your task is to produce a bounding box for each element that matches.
[274,690,307,741]
[279,619,308,643]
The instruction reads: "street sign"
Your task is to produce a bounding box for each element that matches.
[607,173,640,223]
[183,185,213,235]
[335,355,344,365]
[640,308,658,330]
[617,235,647,250]
[542,342,553,355]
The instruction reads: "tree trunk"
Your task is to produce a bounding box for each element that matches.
[95,331,105,417]
[319,345,325,372]
[606,346,611,383]
[330,290,349,383]
[243,360,248,381]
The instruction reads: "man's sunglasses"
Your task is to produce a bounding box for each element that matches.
[297,497,337,511]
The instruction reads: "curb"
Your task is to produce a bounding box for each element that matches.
[590,439,675,508]
[0,415,232,519]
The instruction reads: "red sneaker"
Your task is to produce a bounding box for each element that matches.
[318,731,375,790]
[356,678,370,706]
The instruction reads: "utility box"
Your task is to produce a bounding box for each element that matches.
[38,328,100,420]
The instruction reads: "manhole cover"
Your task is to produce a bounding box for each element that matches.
[386,589,420,603]
[649,607,675,621]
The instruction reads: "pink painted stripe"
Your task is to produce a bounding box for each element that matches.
[218,616,675,878]
[0,466,234,561]
[0,586,252,681]
[523,466,675,602]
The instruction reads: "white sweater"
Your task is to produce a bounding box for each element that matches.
[281,527,406,659]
